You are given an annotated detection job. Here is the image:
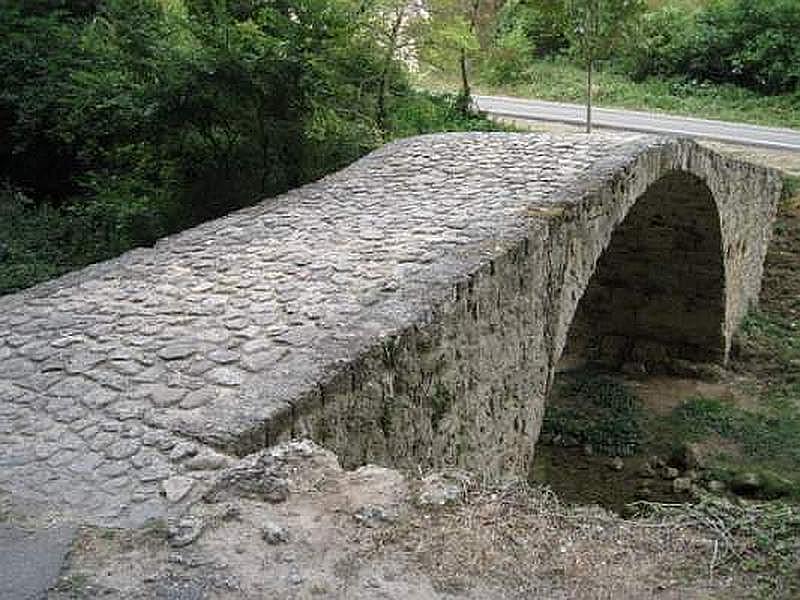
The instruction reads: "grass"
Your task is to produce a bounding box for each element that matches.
[662,395,800,498]
[635,496,800,598]
[420,59,800,129]
[542,372,644,457]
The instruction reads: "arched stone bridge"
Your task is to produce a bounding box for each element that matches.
[0,133,781,527]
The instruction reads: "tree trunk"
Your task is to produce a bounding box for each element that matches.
[457,0,481,116]
[459,47,471,115]
[586,55,593,133]
[377,7,406,132]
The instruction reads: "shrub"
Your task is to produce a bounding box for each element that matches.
[619,0,800,94]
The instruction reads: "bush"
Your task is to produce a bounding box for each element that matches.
[619,0,800,94]
[481,0,570,85]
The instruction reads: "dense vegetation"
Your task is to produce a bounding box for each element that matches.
[421,0,799,128]
[0,0,496,294]
[485,0,800,94]
[3,0,799,294]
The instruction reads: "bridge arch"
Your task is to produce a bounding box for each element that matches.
[561,170,726,371]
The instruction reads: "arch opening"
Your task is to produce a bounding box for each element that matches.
[563,171,726,372]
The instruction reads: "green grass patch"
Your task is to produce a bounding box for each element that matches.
[739,311,800,370]
[542,371,644,456]
[783,175,800,202]
[421,59,800,129]
[665,397,800,490]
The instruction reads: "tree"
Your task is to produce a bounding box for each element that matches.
[567,0,643,132]
[359,0,423,131]
[420,0,482,114]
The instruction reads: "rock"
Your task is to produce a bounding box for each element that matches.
[672,477,692,493]
[661,467,680,480]
[162,476,194,503]
[637,463,656,478]
[561,435,579,448]
[184,452,230,471]
[353,504,398,527]
[707,480,726,493]
[167,516,204,548]
[158,345,196,361]
[609,457,624,472]
[179,388,216,410]
[684,469,700,481]
[582,444,594,456]
[416,472,470,506]
[206,367,245,387]
[674,442,706,470]
[169,442,198,462]
[730,472,762,496]
[621,361,647,377]
[261,521,289,545]
[205,451,290,504]
[730,471,792,499]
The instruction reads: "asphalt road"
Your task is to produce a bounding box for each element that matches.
[475,95,800,152]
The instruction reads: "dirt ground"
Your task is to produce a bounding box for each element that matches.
[47,132,800,600]
[49,441,756,600]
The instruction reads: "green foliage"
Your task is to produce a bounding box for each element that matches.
[476,0,800,101]
[781,175,800,203]
[620,0,800,94]
[542,371,644,456]
[565,0,645,63]
[386,90,505,138]
[0,0,501,294]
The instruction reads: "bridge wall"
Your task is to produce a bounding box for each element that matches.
[296,139,780,477]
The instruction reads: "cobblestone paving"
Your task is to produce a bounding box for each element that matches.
[0,132,774,527]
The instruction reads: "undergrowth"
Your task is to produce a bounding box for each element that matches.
[542,372,644,456]
[635,496,800,598]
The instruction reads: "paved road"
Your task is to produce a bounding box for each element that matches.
[475,95,800,152]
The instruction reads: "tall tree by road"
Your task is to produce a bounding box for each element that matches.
[567,0,643,132]
[422,0,482,114]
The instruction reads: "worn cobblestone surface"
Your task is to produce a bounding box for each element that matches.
[0,133,782,527]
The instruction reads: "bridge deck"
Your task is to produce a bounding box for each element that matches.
[0,133,775,526]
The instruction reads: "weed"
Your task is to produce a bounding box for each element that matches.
[54,573,90,598]
[782,175,800,203]
[635,496,800,598]
[542,371,643,456]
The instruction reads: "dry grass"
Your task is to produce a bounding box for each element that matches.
[368,482,761,599]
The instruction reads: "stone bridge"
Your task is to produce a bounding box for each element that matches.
[0,133,781,528]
